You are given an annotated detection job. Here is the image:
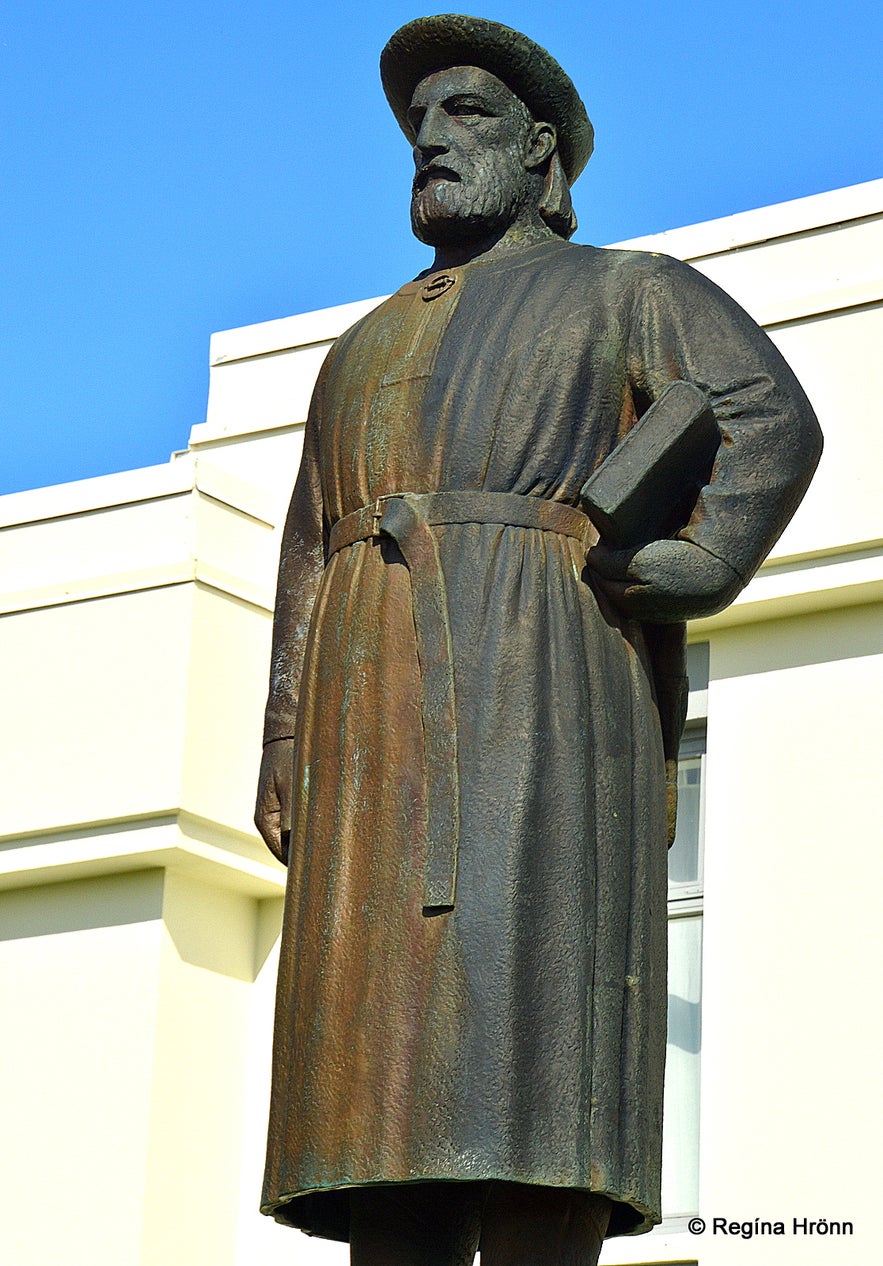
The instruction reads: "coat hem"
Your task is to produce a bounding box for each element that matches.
[261,1176,660,1241]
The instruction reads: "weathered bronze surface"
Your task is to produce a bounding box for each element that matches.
[254,14,822,1262]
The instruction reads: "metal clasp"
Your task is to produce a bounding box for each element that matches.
[421,273,457,301]
[371,497,386,536]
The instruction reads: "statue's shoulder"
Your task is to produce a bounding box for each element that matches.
[561,240,698,288]
[332,299,390,346]
[533,241,705,320]
[319,295,404,375]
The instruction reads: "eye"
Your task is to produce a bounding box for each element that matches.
[446,97,494,120]
[407,106,426,133]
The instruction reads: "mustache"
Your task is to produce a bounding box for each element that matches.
[412,162,462,193]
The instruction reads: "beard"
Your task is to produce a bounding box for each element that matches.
[410,168,531,247]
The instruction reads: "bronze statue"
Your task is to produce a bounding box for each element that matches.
[255,15,822,1264]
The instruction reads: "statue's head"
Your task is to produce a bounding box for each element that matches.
[381,15,593,247]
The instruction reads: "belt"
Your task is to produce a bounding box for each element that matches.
[328,491,596,914]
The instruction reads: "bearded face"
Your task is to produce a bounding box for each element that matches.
[407,66,539,247]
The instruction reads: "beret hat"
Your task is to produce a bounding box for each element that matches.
[380,14,594,185]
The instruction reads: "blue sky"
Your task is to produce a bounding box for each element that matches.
[2,1,881,496]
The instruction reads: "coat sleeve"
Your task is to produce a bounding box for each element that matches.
[262,355,331,745]
[626,252,823,585]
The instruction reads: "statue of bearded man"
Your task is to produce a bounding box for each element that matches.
[255,15,822,1266]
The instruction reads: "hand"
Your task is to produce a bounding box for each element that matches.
[254,738,294,864]
[587,538,743,622]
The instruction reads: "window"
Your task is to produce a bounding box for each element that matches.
[660,642,707,1221]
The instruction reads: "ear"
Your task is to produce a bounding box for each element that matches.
[539,151,578,239]
[525,122,557,171]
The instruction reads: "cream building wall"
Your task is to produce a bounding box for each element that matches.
[1,179,881,1265]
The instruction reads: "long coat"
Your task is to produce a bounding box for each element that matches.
[260,238,821,1238]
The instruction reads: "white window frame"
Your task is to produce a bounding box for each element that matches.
[657,642,708,1230]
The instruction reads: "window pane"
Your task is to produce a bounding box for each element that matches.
[662,913,703,1217]
[669,755,702,887]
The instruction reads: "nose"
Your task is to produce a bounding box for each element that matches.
[413,105,451,165]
